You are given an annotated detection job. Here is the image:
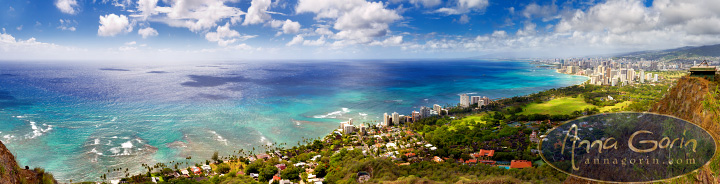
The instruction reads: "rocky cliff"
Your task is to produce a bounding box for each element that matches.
[0,140,55,184]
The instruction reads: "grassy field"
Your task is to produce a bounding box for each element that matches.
[520,97,597,115]
[599,101,633,112]
[447,114,487,131]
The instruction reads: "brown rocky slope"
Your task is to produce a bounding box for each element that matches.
[0,140,56,184]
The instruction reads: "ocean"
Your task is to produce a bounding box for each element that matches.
[0,59,587,182]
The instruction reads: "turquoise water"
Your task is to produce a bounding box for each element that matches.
[0,60,587,181]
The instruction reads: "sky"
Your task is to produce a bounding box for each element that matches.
[1,0,720,62]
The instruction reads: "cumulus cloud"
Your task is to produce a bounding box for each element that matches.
[552,0,720,48]
[55,0,79,14]
[303,36,327,46]
[243,0,272,25]
[297,0,402,44]
[287,35,304,46]
[134,0,245,32]
[98,14,133,37]
[205,23,257,46]
[401,0,720,58]
[270,19,301,34]
[138,27,159,38]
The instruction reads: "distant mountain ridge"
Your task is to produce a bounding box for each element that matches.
[616,44,720,61]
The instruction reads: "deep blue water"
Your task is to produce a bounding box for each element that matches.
[0,60,587,181]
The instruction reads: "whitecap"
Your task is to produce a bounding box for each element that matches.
[313,108,351,119]
[93,139,101,145]
[109,147,121,154]
[90,148,103,155]
[26,121,50,139]
[121,141,134,149]
[209,131,228,145]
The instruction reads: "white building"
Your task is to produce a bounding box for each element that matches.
[343,124,355,134]
[392,112,399,125]
[639,70,645,83]
[470,96,481,105]
[383,113,390,127]
[433,104,442,115]
[460,94,470,108]
[654,74,659,82]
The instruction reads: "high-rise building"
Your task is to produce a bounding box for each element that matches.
[460,94,470,108]
[420,106,431,118]
[411,111,420,122]
[639,70,645,83]
[482,96,490,105]
[471,96,481,105]
[392,112,399,125]
[654,74,658,82]
[433,104,442,115]
[383,113,390,127]
[343,124,355,134]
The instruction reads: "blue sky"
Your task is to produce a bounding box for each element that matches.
[1,0,720,61]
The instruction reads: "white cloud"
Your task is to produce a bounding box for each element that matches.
[297,0,402,44]
[435,0,489,15]
[457,14,470,24]
[392,0,441,8]
[98,14,133,37]
[55,0,79,14]
[303,36,327,46]
[137,0,245,32]
[521,3,559,21]
[138,27,159,38]
[0,32,85,60]
[57,19,77,31]
[369,36,403,46]
[287,35,304,46]
[205,23,257,46]
[315,27,334,36]
[270,19,301,34]
[136,0,158,20]
[515,22,536,36]
[243,0,272,25]
[16,25,22,31]
[125,41,137,45]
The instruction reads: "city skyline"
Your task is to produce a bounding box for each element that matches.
[2,0,720,61]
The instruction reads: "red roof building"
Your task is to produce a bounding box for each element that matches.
[275,164,286,171]
[256,153,271,160]
[433,156,443,163]
[510,160,532,169]
[465,159,478,164]
[191,166,202,174]
[478,149,495,157]
[404,153,416,157]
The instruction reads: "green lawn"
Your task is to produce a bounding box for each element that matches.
[520,97,597,115]
[599,101,633,112]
